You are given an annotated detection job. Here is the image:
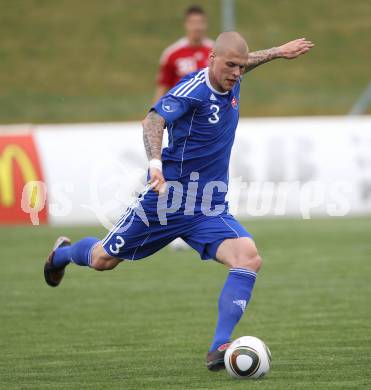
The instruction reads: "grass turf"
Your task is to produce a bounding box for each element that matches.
[0,217,370,389]
[1,0,370,124]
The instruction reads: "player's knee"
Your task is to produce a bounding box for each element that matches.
[230,244,263,272]
[89,256,105,271]
[90,257,119,271]
[247,252,262,272]
[90,245,120,271]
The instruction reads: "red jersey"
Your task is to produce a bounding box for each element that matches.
[157,37,213,88]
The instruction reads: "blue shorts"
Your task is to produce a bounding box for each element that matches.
[102,188,252,261]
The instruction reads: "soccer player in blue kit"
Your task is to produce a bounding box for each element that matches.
[44,32,313,371]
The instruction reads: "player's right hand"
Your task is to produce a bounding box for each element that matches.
[278,38,314,59]
[149,168,167,195]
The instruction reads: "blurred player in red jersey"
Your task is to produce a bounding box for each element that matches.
[153,5,212,102]
[154,5,213,250]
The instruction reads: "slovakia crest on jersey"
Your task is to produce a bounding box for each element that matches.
[231,96,239,110]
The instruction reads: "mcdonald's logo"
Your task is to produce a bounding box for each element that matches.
[0,134,47,224]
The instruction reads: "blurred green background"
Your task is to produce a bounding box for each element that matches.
[1,0,370,124]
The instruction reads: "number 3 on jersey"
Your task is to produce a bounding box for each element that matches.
[208,104,220,124]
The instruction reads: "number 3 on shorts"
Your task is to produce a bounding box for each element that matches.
[109,235,125,255]
[208,104,220,124]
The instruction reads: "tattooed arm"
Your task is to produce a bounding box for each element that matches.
[142,110,165,160]
[142,110,166,193]
[245,38,314,73]
[245,47,281,72]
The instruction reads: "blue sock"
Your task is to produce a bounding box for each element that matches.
[209,268,257,352]
[52,237,99,268]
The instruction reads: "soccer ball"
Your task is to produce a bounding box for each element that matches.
[224,336,272,379]
[169,237,190,250]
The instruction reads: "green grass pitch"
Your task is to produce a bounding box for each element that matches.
[0,217,370,389]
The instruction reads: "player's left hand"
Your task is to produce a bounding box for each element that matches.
[278,38,314,59]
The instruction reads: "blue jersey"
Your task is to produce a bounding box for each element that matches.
[102,68,252,261]
[152,67,241,210]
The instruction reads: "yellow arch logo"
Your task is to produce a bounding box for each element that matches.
[0,145,38,208]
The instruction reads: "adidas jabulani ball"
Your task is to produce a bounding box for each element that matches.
[224,336,272,379]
